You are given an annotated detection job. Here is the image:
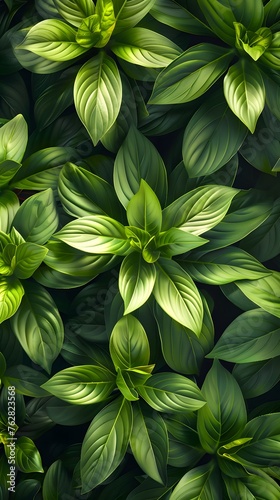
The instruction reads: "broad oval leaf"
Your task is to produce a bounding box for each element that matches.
[74,52,122,145]
[42,460,71,500]
[53,0,95,27]
[10,281,64,374]
[17,19,89,61]
[235,272,280,318]
[119,252,156,315]
[197,360,247,453]
[223,59,265,133]
[15,437,44,473]
[127,179,162,235]
[80,397,132,492]
[109,314,150,370]
[149,44,234,105]
[182,94,247,178]
[137,372,205,412]
[41,365,115,404]
[0,114,27,163]
[54,215,131,255]
[170,462,222,500]
[208,309,280,363]
[150,0,213,35]
[233,356,280,399]
[153,258,204,335]
[130,403,168,484]
[13,243,48,280]
[0,276,24,324]
[113,126,167,208]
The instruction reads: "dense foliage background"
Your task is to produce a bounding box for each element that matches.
[0,0,280,498]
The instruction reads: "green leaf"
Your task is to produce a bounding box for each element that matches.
[170,462,222,500]
[42,460,71,500]
[14,437,44,473]
[113,126,167,208]
[137,372,205,413]
[119,253,156,314]
[13,479,41,500]
[54,215,131,255]
[150,0,213,35]
[54,0,95,27]
[182,94,247,177]
[223,59,265,133]
[233,357,280,398]
[74,52,122,146]
[17,19,89,61]
[109,314,150,370]
[130,403,168,484]
[234,23,272,61]
[0,190,19,233]
[183,247,271,285]
[149,44,234,104]
[197,360,247,453]
[114,0,157,34]
[0,161,21,188]
[0,276,24,323]
[116,368,139,401]
[260,32,280,70]
[42,365,115,404]
[264,0,280,31]
[208,309,280,363]
[153,258,204,335]
[127,179,162,235]
[156,228,207,258]
[75,14,102,48]
[12,189,59,245]
[45,398,99,426]
[80,397,132,492]
[127,470,182,500]
[235,272,280,318]
[197,0,236,45]
[0,114,27,163]
[3,365,49,397]
[162,185,239,234]
[13,243,48,279]
[10,281,64,374]
[224,473,280,500]
[95,0,116,48]
[111,28,182,68]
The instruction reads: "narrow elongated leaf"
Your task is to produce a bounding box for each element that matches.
[182,95,247,177]
[111,28,182,68]
[170,462,222,500]
[0,276,24,323]
[12,189,59,245]
[10,281,64,374]
[149,44,234,104]
[0,190,19,233]
[223,59,265,133]
[130,403,168,484]
[260,32,280,70]
[225,473,280,500]
[150,0,213,35]
[119,253,156,314]
[127,180,162,235]
[3,365,49,398]
[53,0,95,27]
[74,52,122,145]
[236,272,280,318]
[208,309,280,363]
[113,126,167,208]
[137,372,205,412]
[17,20,89,61]
[80,397,132,492]
[156,229,207,258]
[15,437,44,473]
[41,365,115,404]
[54,215,131,255]
[154,258,203,335]
[197,360,247,453]
[114,0,156,34]
[109,314,150,370]
[233,356,280,398]
[0,114,27,163]
[182,247,271,285]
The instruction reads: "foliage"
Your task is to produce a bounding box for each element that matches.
[0,0,279,498]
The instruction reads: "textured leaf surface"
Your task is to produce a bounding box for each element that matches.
[0,276,24,324]
[233,356,280,398]
[236,272,280,318]
[119,253,156,314]
[15,437,44,473]
[114,0,156,33]
[127,179,162,235]
[0,190,19,233]
[170,462,221,500]
[109,314,150,370]
[53,0,95,27]
[0,114,27,163]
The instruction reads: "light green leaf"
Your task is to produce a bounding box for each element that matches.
[12,189,59,245]
[223,59,265,133]
[197,360,247,453]
[95,0,116,48]
[17,19,89,61]
[235,272,280,318]
[53,0,95,27]
[154,258,203,335]
[182,94,247,177]
[114,0,156,34]
[119,253,156,315]
[13,437,44,473]
[150,0,213,35]
[208,309,280,363]
[182,246,271,285]
[54,215,131,255]
[3,365,49,398]
[111,28,182,68]
[162,185,239,234]
[127,179,162,235]
[113,125,167,208]
[42,365,115,404]
[13,243,48,279]
[137,372,205,412]
[233,356,280,399]
[197,0,236,45]
[10,281,64,374]
[116,368,139,401]
[74,52,122,145]
[76,14,103,48]
[0,114,27,163]
[109,314,150,370]
[170,462,222,500]
[0,191,19,233]
[0,276,24,324]
[80,397,132,492]
[149,44,234,104]
[155,228,208,258]
[130,403,168,484]
[234,23,272,61]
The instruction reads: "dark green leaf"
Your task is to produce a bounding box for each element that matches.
[235,272,280,318]
[170,462,222,500]
[13,479,41,500]
[260,32,280,70]
[42,460,71,500]
[233,356,280,398]
[150,0,213,35]
[197,0,236,45]
[0,190,19,233]
[114,0,157,34]
[0,161,21,188]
